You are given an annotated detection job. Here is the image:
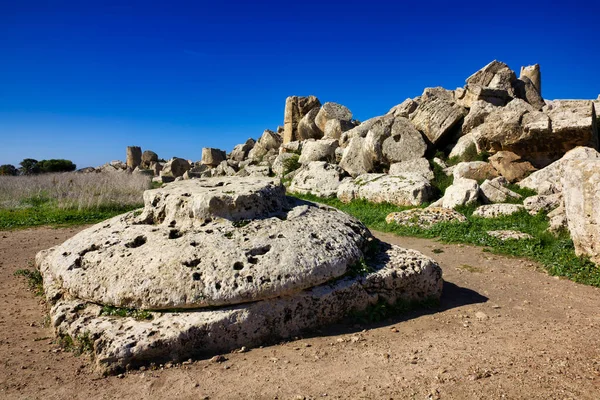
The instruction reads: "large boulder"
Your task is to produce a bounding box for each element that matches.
[462,100,499,135]
[271,153,298,177]
[518,146,600,194]
[339,136,374,177]
[283,95,321,144]
[314,102,353,133]
[464,60,517,98]
[432,178,479,209]
[452,161,498,181]
[298,139,339,164]
[471,99,598,167]
[514,76,545,110]
[230,138,255,162]
[561,159,600,264]
[35,176,444,372]
[387,98,418,118]
[523,193,562,215]
[488,151,536,182]
[337,173,433,206]
[289,161,345,197]
[520,64,541,96]
[141,150,158,168]
[472,204,525,218]
[381,118,427,164]
[201,148,227,167]
[296,108,322,140]
[323,119,355,140]
[386,207,466,228]
[161,158,191,178]
[479,177,521,204]
[410,98,467,145]
[388,158,433,180]
[258,129,282,151]
[126,146,142,170]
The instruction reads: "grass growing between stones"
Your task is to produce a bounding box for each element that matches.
[293,193,600,288]
[100,305,154,321]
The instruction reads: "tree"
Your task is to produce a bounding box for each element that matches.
[0,164,18,176]
[38,159,76,173]
[19,159,40,175]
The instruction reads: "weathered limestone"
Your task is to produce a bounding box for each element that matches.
[514,76,545,110]
[520,64,541,96]
[230,138,255,162]
[201,148,227,167]
[289,162,345,197]
[314,102,353,134]
[449,134,477,159]
[36,176,443,373]
[561,159,600,264]
[161,158,191,178]
[465,60,517,98]
[452,161,499,181]
[386,208,466,229]
[126,146,142,170]
[487,230,533,241]
[271,153,297,177]
[432,179,479,209]
[323,119,354,140]
[38,178,370,310]
[488,151,536,182]
[472,204,525,218]
[381,118,427,164]
[297,108,322,140]
[388,158,433,181]
[523,194,562,215]
[462,101,499,135]
[43,242,442,374]
[410,98,467,145]
[283,96,321,144]
[339,136,374,177]
[387,99,418,118]
[479,177,521,204]
[298,139,339,164]
[337,174,433,206]
[518,146,600,194]
[141,150,158,168]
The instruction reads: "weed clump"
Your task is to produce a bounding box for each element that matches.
[14,268,44,296]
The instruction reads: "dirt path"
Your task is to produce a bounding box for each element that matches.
[1,227,599,399]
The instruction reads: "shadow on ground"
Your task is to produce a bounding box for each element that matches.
[303,280,488,340]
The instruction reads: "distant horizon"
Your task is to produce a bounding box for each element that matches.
[2,0,599,168]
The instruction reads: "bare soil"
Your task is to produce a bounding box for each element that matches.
[1,227,599,399]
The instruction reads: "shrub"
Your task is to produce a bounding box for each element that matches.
[19,159,40,175]
[38,159,76,173]
[282,154,301,176]
[0,164,18,176]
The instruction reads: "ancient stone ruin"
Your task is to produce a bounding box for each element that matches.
[36,177,442,373]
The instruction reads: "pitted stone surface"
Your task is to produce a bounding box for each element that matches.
[37,178,373,310]
[43,242,443,374]
[386,208,467,228]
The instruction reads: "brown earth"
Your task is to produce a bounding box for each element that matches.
[1,227,599,400]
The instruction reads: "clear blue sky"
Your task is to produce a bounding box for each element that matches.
[1,0,599,168]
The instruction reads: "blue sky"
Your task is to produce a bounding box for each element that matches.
[1,0,599,168]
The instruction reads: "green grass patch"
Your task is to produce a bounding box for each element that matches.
[430,160,454,198]
[282,154,301,176]
[14,268,44,296]
[446,143,490,166]
[292,193,600,287]
[0,204,141,230]
[59,332,94,356]
[100,305,153,321]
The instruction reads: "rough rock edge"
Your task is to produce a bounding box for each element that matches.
[42,244,443,374]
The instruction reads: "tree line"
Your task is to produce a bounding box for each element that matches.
[0,159,76,176]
